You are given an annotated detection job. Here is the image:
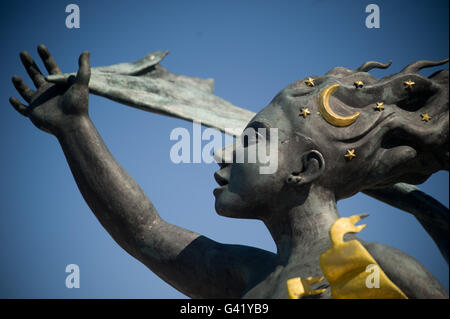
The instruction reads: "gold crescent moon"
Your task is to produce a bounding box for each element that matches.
[318,84,360,127]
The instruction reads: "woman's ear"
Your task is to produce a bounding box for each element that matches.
[286,150,325,186]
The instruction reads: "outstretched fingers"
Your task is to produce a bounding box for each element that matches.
[12,75,34,103]
[75,51,91,86]
[19,51,46,88]
[37,44,62,75]
[9,97,28,117]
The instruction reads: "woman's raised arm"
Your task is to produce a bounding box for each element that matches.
[9,45,275,298]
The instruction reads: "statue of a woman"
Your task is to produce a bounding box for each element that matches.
[9,45,448,298]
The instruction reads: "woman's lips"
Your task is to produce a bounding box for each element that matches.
[213,185,227,196]
[214,171,229,186]
[213,171,229,196]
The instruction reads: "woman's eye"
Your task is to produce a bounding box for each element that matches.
[242,128,268,147]
[256,130,267,141]
[242,132,256,147]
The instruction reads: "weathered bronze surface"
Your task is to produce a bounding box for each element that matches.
[10,45,449,298]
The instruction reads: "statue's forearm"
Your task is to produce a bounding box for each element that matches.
[55,117,267,298]
[56,115,159,258]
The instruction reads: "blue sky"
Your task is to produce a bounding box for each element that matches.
[0,0,448,298]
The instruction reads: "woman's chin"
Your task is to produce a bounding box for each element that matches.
[213,188,253,218]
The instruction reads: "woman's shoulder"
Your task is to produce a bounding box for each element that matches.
[362,241,448,299]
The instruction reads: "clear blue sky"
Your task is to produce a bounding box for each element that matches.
[0,0,448,298]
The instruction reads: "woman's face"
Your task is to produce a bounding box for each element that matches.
[213,71,448,219]
[213,97,301,219]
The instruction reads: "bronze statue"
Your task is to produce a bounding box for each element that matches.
[10,45,448,298]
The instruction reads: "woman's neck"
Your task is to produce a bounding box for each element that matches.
[262,185,340,265]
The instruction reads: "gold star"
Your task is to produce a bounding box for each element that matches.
[421,113,431,122]
[300,108,311,118]
[375,102,385,112]
[354,80,364,88]
[404,80,415,89]
[305,77,315,87]
[344,149,356,160]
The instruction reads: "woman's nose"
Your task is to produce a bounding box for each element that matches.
[213,142,235,165]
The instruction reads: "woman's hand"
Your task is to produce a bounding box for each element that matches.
[10,44,90,135]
